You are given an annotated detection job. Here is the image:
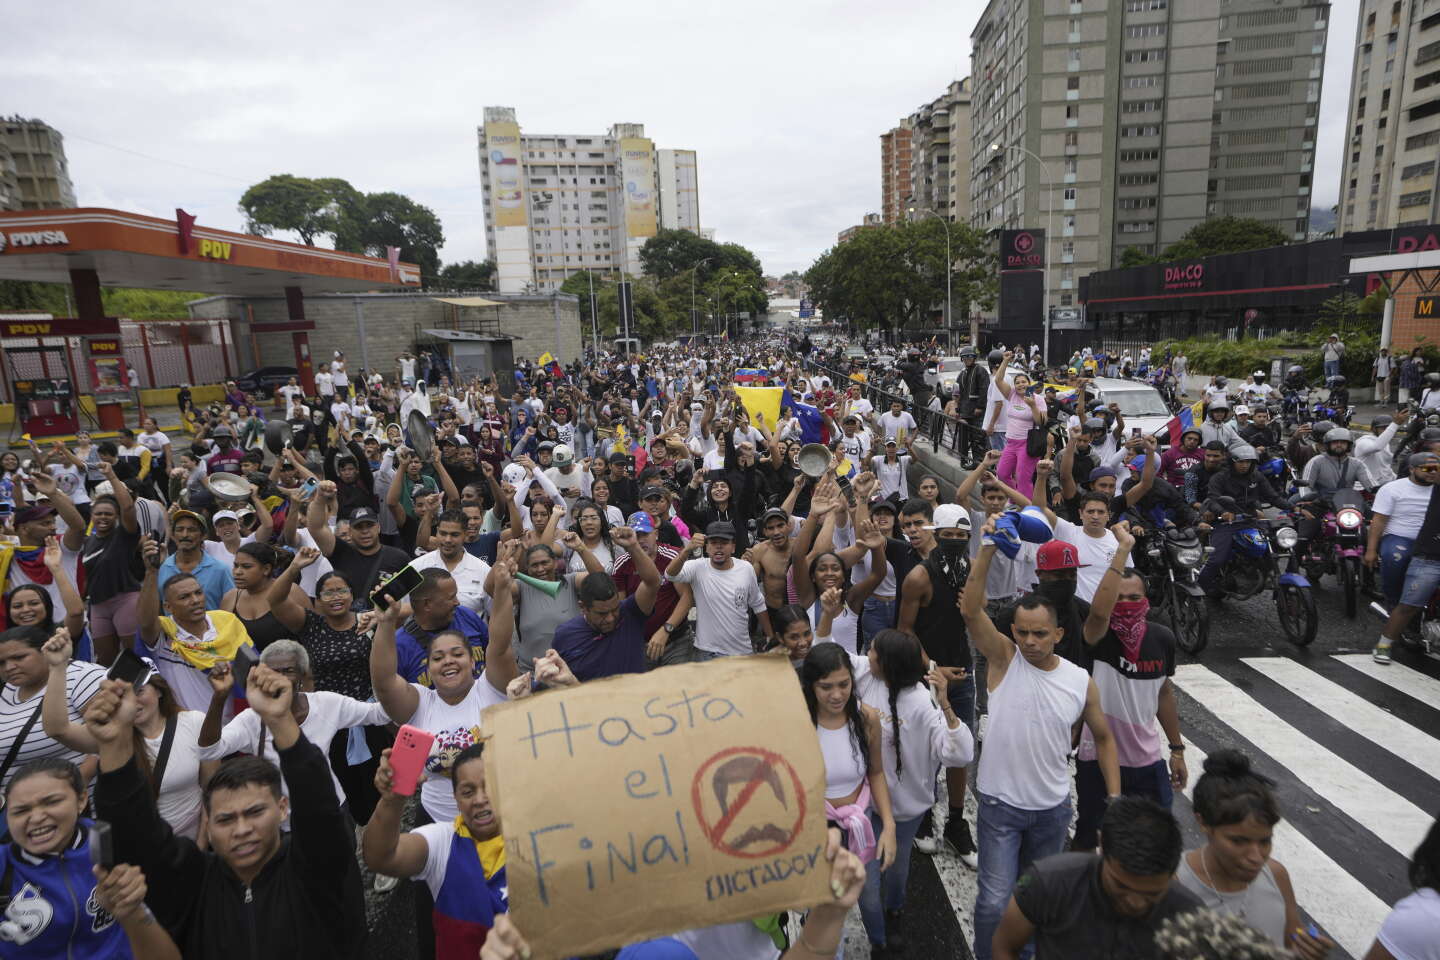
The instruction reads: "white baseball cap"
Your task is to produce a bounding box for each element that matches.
[925,503,972,531]
[212,510,240,526]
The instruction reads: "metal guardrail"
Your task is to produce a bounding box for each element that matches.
[801,359,989,468]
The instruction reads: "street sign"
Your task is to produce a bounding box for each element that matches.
[799,299,814,318]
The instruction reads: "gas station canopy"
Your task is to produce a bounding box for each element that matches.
[0,207,422,295]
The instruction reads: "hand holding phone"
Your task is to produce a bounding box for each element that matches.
[371,565,424,612]
[90,820,114,869]
[106,650,155,694]
[231,645,260,695]
[388,725,436,796]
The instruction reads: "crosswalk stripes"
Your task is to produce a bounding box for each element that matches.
[1174,654,1440,960]
[1172,662,1434,859]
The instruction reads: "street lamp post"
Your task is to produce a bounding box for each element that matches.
[690,257,711,337]
[990,141,1056,365]
[909,206,955,350]
[586,269,599,356]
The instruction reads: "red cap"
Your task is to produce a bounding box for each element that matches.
[1036,540,1088,571]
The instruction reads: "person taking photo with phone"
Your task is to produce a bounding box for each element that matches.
[89,665,367,960]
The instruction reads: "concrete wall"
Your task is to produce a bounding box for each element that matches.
[188,291,584,375]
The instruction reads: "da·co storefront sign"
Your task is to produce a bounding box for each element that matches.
[1162,262,1205,291]
[1000,229,1045,271]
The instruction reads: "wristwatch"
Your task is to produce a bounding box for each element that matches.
[663,623,676,634]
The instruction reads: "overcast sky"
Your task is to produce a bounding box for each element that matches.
[6,0,1359,278]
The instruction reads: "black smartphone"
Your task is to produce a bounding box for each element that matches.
[106,649,154,693]
[371,565,424,612]
[90,820,114,869]
[231,645,260,694]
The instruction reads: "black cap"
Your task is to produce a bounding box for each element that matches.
[349,507,380,526]
[705,520,737,541]
[608,452,632,464]
[869,497,899,515]
[761,507,791,527]
[640,485,668,500]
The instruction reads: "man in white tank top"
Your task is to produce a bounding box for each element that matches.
[962,517,1121,960]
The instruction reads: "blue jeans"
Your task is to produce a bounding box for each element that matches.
[989,432,1007,451]
[1198,522,1240,592]
[861,596,896,653]
[1380,534,1416,607]
[1400,555,1440,606]
[1324,359,1341,381]
[858,810,926,946]
[973,792,1072,960]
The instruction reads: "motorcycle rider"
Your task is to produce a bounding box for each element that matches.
[1243,370,1274,403]
[1241,405,1282,456]
[1295,427,1377,552]
[1183,441,1229,514]
[1287,419,1334,474]
[1120,446,1200,581]
[1197,444,1294,597]
[1420,371,1440,410]
[1325,375,1351,421]
[1160,427,1204,488]
[1374,451,1440,661]
[1200,399,1246,454]
[1355,411,1408,487]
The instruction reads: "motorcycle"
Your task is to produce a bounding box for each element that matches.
[1281,386,1310,431]
[1140,525,1211,655]
[1391,402,1440,472]
[1209,506,1318,646]
[1311,398,1355,429]
[1297,489,1369,618]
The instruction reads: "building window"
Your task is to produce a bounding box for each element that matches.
[1118,196,1158,209]
[1357,96,1367,118]
[1066,104,1079,119]
[1062,240,1075,255]
[1120,220,1156,232]
[1119,149,1160,162]
[1407,130,1440,150]
[1411,98,1440,122]
[1067,76,1080,90]
[1400,190,1433,208]
[1125,49,1166,63]
[1402,160,1436,179]
[1125,0,1166,9]
[1064,215,1077,229]
[1064,156,1078,174]
[1125,24,1166,37]
[1121,124,1161,137]
[1125,75,1161,88]
[1122,99,1162,113]
[1119,172,1159,185]
[1065,131,1079,146]
[1064,187,1077,200]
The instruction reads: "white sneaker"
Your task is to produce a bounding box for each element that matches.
[373,873,399,893]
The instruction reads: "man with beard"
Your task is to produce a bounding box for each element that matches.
[158,509,235,609]
[1366,449,1437,622]
[363,743,509,958]
[1159,428,1203,489]
[394,569,489,686]
[898,502,979,868]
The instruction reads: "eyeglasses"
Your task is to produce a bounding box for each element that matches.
[318,588,351,599]
[1416,465,1440,474]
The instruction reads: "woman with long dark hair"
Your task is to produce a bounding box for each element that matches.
[800,519,887,655]
[222,542,306,652]
[1176,749,1331,957]
[801,643,896,880]
[40,630,216,840]
[565,500,614,572]
[3,536,85,637]
[769,604,814,667]
[852,628,974,955]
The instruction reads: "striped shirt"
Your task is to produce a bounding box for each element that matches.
[0,660,106,788]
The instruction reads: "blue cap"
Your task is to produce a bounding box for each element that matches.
[627,511,655,534]
[1088,466,1119,482]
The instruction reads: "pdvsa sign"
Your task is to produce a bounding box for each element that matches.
[0,229,69,252]
[197,239,234,260]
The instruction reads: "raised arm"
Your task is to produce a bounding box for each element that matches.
[41,536,85,636]
[362,749,432,879]
[482,559,519,693]
[954,450,998,506]
[27,471,86,552]
[137,538,164,649]
[1084,522,1134,644]
[370,603,420,724]
[960,527,1018,677]
[101,461,138,534]
[611,525,660,615]
[40,630,96,753]
[267,545,320,633]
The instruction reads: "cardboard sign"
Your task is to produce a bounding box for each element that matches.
[485,654,831,959]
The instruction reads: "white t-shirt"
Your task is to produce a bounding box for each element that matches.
[984,379,1008,434]
[293,528,336,598]
[1373,477,1434,540]
[409,821,506,901]
[197,692,388,809]
[278,384,304,408]
[400,357,417,382]
[1378,888,1440,960]
[875,455,911,500]
[877,411,917,443]
[202,536,254,565]
[147,710,208,840]
[1053,519,1119,602]
[408,677,507,823]
[850,397,874,420]
[413,548,492,615]
[332,360,349,387]
[837,431,871,465]
[316,371,335,397]
[48,464,90,505]
[670,558,766,656]
[0,661,105,790]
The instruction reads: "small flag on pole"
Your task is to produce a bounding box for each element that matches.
[1162,398,1205,446]
[538,351,565,380]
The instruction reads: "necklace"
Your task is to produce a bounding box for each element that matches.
[1198,847,1253,919]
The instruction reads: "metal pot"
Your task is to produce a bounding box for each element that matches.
[797,442,832,479]
[204,472,252,503]
[264,419,292,455]
[407,409,435,463]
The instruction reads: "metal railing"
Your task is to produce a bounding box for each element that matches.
[800,359,989,467]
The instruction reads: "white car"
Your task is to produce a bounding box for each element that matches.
[1084,377,1174,437]
[925,356,969,392]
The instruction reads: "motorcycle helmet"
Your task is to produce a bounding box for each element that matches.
[1329,375,1347,387]
[987,349,1005,366]
[1372,414,1394,432]
[1324,427,1353,451]
[1215,376,1229,387]
[1420,426,1440,443]
[1312,420,1336,437]
[959,345,977,358]
[1286,364,1305,378]
[1259,456,1286,479]
[1181,426,1203,443]
[1252,370,1267,381]
[1231,444,1258,462]
[1427,372,1440,390]
[1209,398,1231,413]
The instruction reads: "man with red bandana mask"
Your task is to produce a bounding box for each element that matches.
[1070,520,1187,854]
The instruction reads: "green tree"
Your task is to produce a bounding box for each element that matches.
[436,260,497,291]
[1160,216,1288,261]
[239,174,344,245]
[638,229,720,281]
[353,192,445,281]
[560,270,612,327]
[1118,245,1156,267]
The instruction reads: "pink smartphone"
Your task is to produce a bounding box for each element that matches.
[389,725,436,796]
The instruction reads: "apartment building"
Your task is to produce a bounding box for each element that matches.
[969,0,1327,318]
[880,121,914,224]
[1336,0,1440,231]
[0,117,77,210]
[477,108,702,293]
[903,79,974,225]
